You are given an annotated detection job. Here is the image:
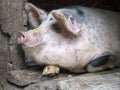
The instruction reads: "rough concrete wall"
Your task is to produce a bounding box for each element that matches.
[0,0,27,88]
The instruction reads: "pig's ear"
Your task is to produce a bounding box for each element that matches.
[25,3,47,29]
[52,12,80,36]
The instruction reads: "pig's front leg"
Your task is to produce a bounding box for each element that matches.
[42,65,60,76]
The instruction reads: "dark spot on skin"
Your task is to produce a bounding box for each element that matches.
[99,35,102,38]
[70,16,75,24]
[110,43,113,47]
[88,38,90,41]
[76,8,84,16]
[63,13,69,18]
[94,36,97,40]
[96,30,99,33]
[66,6,84,16]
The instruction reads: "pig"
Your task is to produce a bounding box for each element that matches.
[18,3,120,76]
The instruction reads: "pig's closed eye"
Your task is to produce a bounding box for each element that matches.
[52,24,61,33]
[49,17,53,21]
[48,17,53,21]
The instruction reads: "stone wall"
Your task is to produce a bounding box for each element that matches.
[0,0,27,89]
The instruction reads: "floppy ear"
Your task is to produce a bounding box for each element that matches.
[52,12,80,36]
[25,3,47,29]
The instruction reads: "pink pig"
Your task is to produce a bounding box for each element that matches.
[18,3,120,76]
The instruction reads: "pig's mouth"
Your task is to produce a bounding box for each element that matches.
[18,31,43,47]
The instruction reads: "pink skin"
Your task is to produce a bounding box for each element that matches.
[18,30,43,47]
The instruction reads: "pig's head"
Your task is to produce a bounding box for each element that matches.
[18,3,81,63]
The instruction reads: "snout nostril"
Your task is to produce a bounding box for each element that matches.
[19,31,26,38]
[18,31,28,44]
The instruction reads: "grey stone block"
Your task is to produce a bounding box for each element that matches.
[24,69,120,90]
[7,69,120,90]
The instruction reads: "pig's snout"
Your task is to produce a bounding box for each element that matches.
[18,30,43,47]
[18,31,28,44]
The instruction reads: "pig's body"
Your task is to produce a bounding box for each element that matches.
[18,3,120,74]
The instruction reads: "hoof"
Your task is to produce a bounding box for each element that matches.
[42,65,60,76]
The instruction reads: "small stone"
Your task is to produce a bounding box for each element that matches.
[4,83,23,90]
[67,75,72,77]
